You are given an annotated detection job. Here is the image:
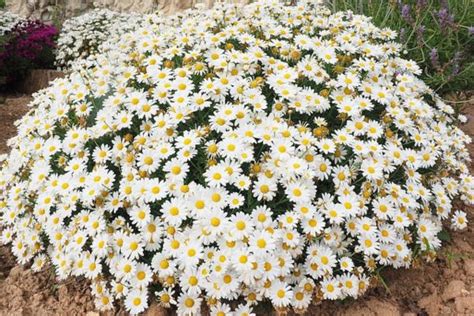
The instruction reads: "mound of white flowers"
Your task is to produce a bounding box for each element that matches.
[55,9,140,69]
[0,11,24,36]
[1,1,472,315]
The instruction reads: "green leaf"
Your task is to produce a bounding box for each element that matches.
[438,229,451,242]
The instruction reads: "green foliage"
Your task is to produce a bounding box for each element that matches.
[437,229,451,242]
[50,4,67,30]
[329,0,474,93]
[443,251,473,268]
[0,0,5,9]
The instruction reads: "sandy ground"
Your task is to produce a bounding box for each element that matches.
[0,94,473,316]
[0,95,32,155]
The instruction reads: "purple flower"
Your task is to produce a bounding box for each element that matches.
[416,0,427,12]
[401,4,413,23]
[416,25,425,45]
[437,8,455,33]
[451,51,462,77]
[429,48,440,70]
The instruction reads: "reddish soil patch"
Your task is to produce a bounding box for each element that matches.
[0,95,473,316]
[0,95,32,155]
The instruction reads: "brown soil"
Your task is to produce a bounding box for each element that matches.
[0,95,32,155]
[0,95,473,316]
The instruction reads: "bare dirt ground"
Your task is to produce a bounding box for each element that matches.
[0,94,473,316]
[0,95,32,155]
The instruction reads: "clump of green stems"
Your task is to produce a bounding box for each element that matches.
[328,0,473,94]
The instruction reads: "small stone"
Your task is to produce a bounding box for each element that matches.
[464,259,474,276]
[442,280,465,302]
[58,284,68,297]
[80,295,89,304]
[440,306,452,315]
[100,310,116,316]
[418,292,441,316]
[8,266,24,280]
[365,299,400,316]
[455,296,474,313]
[144,303,168,316]
[426,283,437,293]
[32,293,44,301]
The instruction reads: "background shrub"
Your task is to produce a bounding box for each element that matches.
[55,9,140,69]
[328,0,474,94]
[0,19,58,84]
[0,11,23,36]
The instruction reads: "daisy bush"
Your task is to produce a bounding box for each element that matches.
[0,1,473,315]
[0,11,24,36]
[1,11,24,65]
[55,9,140,69]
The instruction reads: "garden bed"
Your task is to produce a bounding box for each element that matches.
[1,2,473,315]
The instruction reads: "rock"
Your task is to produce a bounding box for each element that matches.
[440,306,452,315]
[455,296,474,313]
[418,292,441,316]
[46,296,57,305]
[442,280,465,302]
[8,266,24,280]
[6,0,252,22]
[6,0,94,22]
[365,299,400,316]
[94,0,159,14]
[101,309,118,316]
[4,0,32,18]
[32,293,44,302]
[58,284,70,304]
[465,259,474,277]
[425,283,437,294]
